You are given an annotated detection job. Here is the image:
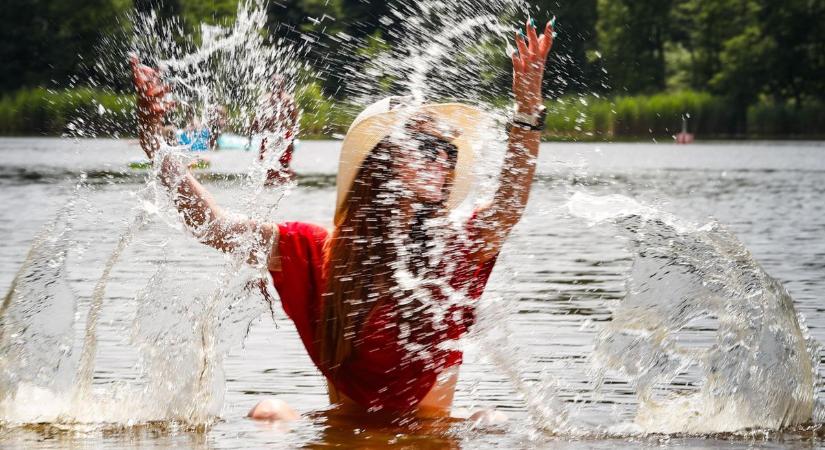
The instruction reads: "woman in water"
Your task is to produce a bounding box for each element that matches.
[131,18,554,421]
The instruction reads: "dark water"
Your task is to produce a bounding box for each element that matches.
[0,138,824,448]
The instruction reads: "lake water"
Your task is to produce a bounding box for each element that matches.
[0,138,824,448]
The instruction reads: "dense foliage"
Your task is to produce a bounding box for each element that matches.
[1,0,823,138]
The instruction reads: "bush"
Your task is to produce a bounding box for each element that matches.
[748,101,825,138]
[544,96,613,139]
[0,84,359,139]
[0,87,136,136]
[3,87,824,140]
[540,90,825,140]
[295,82,356,139]
[612,91,730,138]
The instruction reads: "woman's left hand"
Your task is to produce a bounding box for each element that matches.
[511,18,554,114]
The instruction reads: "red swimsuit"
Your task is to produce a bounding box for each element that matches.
[270,216,498,412]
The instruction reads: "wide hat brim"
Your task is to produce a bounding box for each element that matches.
[335,100,493,224]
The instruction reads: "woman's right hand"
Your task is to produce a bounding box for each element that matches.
[130,55,173,158]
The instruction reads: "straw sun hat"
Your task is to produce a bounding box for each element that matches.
[335,96,493,224]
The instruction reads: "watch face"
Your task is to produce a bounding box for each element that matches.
[512,105,547,129]
[537,106,547,124]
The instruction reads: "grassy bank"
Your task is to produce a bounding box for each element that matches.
[2,88,824,141]
[0,85,353,140]
[545,91,825,141]
[0,88,136,137]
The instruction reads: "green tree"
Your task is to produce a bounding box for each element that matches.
[706,0,825,130]
[265,0,345,35]
[135,0,183,19]
[263,0,347,94]
[181,0,239,27]
[596,0,673,94]
[532,0,600,95]
[711,24,775,131]
[669,0,755,89]
[759,0,825,104]
[0,0,128,93]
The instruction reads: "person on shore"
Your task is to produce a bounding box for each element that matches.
[130,18,553,422]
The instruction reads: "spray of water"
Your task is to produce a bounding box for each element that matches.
[72,208,151,406]
[0,204,78,403]
[334,0,526,116]
[1,0,304,427]
[124,0,305,425]
[356,1,592,434]
[474,302,571,435]
[567,191,816,434]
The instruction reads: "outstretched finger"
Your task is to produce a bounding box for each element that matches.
[545,18,555,38]
[511,51,523,72]
[540,20,555,56]
[526,19,540,53]
[515,33,529,60]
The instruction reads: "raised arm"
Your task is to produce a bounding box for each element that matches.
[131,56,280,270]
[472,19,554,261]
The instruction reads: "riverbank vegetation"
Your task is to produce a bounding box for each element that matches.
[546,92,825,140]
[0,88,136,137]
[5,87,822,141]
[2,0,823,140]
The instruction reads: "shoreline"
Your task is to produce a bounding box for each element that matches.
[4,89,824,143]
[2,135,825,145]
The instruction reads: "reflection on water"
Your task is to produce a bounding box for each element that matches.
[0,139,824,448]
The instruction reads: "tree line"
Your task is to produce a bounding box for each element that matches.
[1,0,823,138]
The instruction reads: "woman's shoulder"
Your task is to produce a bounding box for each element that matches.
[272,222,330,275]
[278,221,330,237]
[277,222,332,251]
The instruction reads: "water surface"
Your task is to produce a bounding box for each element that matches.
[1,138,824,448]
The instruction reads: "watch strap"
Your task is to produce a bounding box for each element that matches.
[511,105,547,131]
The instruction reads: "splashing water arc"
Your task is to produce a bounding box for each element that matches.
[568,192,815,434]
[1,0,304,426]
[0,207,77,405]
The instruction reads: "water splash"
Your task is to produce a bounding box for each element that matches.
[475,303,570,434]
[2,0,302,427]
[567,191,816,433]
[129,260,272,422]
[338,0,525,114]
[124,0,305,425]
[0,204,77,400]
[5,0,807,440]
[126,0,301,425]
[324,0,585,432]
[72,207,151,405]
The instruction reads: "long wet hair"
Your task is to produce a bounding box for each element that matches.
[318,136,458,374]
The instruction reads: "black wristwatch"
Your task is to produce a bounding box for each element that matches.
[510,104,547,131]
